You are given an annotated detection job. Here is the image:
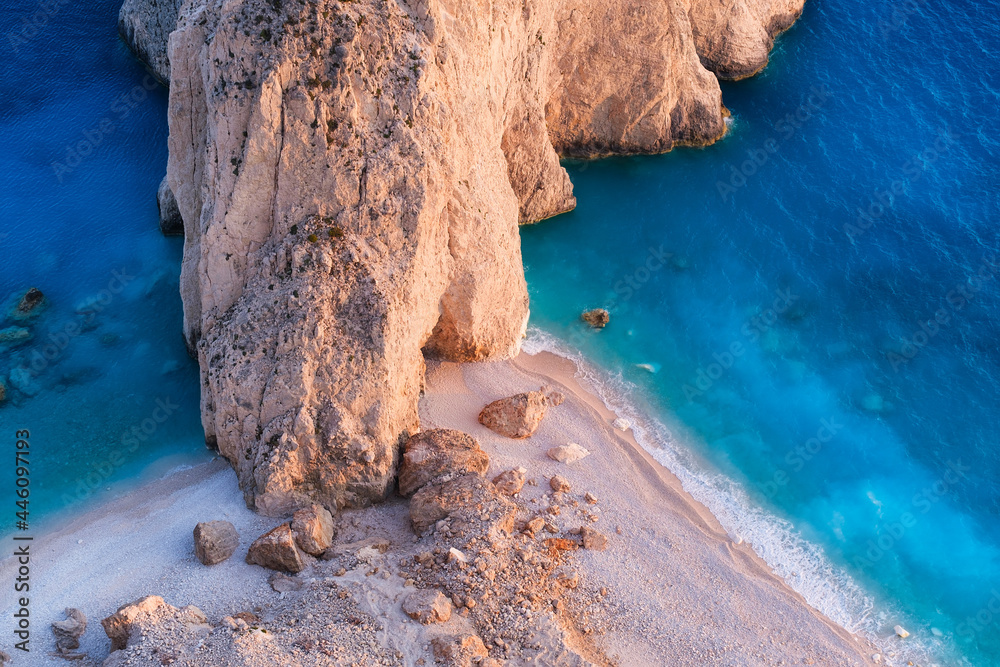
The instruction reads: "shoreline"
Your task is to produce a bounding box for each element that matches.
[0,347,887,665]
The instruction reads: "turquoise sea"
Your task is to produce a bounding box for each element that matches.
[1,0,998,665]
[522,0,1000,664]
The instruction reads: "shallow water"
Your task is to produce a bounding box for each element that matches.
[0,0,210,528]
[522,0,1000,664]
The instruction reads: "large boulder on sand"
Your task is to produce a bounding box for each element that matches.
[193,520,240,565]
[409,473,517,536]
[478,387,564,439]
[398,429,490,497]
[246,523,307,573]
[290,504,335,556]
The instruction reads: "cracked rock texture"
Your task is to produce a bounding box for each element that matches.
[119,0,802,515]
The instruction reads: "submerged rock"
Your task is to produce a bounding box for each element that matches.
[246,523,307,573]
[0,327,31,347]
[9,288,45,321]
[398,429,490,497]
[157,175,184,236]
[478,387,564,439]
[8,368,39,397]
[192,520,240,565]
[581,308,610,328]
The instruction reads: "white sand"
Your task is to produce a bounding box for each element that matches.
[0,351,881,665]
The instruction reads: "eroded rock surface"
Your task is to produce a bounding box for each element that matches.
[398,429,490,497]
[120,0,803,514]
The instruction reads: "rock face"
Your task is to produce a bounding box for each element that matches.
[120,0,803,514]
[398,429,490,497]
[102,596,210,652]
[246,523,307,573]
[290,504,335,555]
[478,387,564,439]
[117,0,184,83]
[192,520,240,565]
[157,175,184,236]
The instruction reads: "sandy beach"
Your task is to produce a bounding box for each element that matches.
[0,350,882,665]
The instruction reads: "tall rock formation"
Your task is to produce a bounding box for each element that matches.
[119,0,803,515]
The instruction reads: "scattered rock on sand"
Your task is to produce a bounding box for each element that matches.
[246,523,307,573]
[549,475,571,493]
[431,632,491,666]
[409,473,516,535]
[192,520,240,565]
[547,442,590,464]
[269,572,303,593]
[102,595,209,652]
[581,308,610,328]
[14,288,45,316]
[492,468,526,496]
[580,526,608,551]
[612,417,631,430]
[290,504,335,555]
[894,624,910,639]
[51,607,86,654]
[402,589,453,624]
[478,386,564,439]
[398,429,490,496]
[157,175,184,236]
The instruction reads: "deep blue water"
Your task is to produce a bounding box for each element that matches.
[521,0,1000,664]
[0,0,209,527]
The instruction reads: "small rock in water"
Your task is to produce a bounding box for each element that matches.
[547,443,590,465]
[930,627,943,637]
[15,287,44,315]
[612,417,631,431]
[581,308,610,328]
[893,625,909,639]
[8,368,39,397]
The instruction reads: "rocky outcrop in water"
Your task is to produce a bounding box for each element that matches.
[120,0,803,515]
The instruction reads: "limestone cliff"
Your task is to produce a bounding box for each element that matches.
[120,0,803,515]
